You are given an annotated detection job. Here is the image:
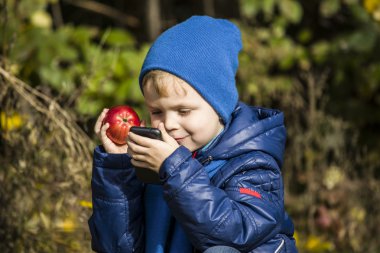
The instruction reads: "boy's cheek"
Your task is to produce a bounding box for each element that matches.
[151,122,159,128]
[149,118,160,128]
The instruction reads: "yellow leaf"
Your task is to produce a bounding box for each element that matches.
[55,217,77,233]
[350,207,366,222]
[323,165,345,190]
[305,235,334,252]
[374,9,380,21]
[293,231,300,248]
[79,200,93,209]
[10,64,20,75]
[364,0,380,13]
[0,112,23,131]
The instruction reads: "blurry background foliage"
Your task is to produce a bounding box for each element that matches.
[1,0,380,252]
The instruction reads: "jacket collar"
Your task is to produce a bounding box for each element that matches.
[197,102,286,168]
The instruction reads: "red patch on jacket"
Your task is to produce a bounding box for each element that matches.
[239,188,262,199]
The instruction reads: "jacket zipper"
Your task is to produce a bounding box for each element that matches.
[274,239,285,253]
[200,156,213,165]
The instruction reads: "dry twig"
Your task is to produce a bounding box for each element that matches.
[0,66,93,161]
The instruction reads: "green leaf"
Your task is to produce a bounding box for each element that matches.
[104,29,135,47]
[311,41,330,63]
[279,0,303,24]
[320,0,341,17]
[76,96,103,116]
[240,0,262,18]
[262,0,276,19]
[345,28,377,52]
[298,29,313,43]
[349,3,372,23]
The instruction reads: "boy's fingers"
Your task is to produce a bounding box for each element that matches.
[94,108,109,135]
[158,122,176,145]
[130,154,148,162]
[100,123,117,151]
[131,159,149,169]
[158,123,168,141]
[128,132,155,147]
[102,137,115,149]
[100,122,110,141]
[127,138,149,154]
[140,120,146,127]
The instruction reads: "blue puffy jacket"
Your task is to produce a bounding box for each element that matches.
[89,102,298,252]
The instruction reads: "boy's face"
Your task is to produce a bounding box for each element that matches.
[143,78,224,152]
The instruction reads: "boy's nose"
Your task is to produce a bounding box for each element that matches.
[163,115,179,131]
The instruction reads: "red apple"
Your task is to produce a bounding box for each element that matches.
[102,105,141,145]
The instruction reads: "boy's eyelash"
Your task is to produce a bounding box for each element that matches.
[150,109,191,115]
[179,110,191,115]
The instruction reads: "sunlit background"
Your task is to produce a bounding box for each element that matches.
[1,0,380,252]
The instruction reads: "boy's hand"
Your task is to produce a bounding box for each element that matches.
[127,123,179,173]
[95,108,142,154]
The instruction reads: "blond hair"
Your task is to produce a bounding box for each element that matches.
[142,70,188,97]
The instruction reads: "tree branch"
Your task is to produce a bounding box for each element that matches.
[63,0,140,27]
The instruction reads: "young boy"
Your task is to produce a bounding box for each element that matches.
[89,16,298,253]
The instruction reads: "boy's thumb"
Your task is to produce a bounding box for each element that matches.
[158,122,171,142]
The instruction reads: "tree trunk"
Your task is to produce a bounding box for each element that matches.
[145,0,161,41]
[202,0,215,17]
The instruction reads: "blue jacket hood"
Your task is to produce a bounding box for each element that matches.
[203,102,287,167]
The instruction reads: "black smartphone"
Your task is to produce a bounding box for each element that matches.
[130,126,162,140]
[129,126,162,184]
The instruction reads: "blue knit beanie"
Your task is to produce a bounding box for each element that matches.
[139,15,242,124]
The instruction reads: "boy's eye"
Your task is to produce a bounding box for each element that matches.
[178,109,191,116]
[151,111,162,115]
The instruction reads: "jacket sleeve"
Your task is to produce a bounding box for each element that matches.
[159,146,285,252]
[88,146,144,253]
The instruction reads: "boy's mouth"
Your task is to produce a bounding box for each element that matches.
[174,135,189,141]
